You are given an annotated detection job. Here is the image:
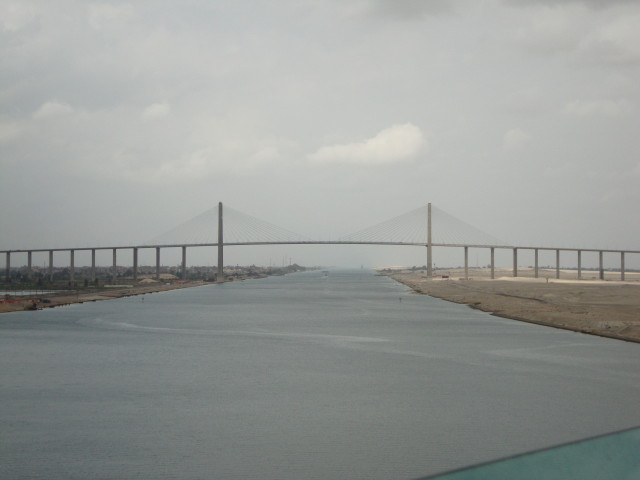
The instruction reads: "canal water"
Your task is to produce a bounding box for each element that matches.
[1,270,639,479]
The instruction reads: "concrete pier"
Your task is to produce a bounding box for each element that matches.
[577,250,582,280]
[599,251,604,280]
[70,250,75,285]
[513,248,518,277]
[490,247,495,279]
[5,251,9,283]
[217,202,224,283]
[556,249,560,279]
[427,203,432,278]
[91,249,96,282]
[155,247,161,280]
[181,246,187,280]
[133,248,138,281]
[112,248,117,283]
[49,250,54,281]
[27,251,32,279]
[621,251,625,281]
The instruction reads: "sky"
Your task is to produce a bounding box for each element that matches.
[1,0,639,269]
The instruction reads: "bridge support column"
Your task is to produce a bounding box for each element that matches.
[621,252,625,281]
[133,248,138,282]
[464,246,468,280]
[155,247,161,280]
[556,249,560,279]
[91,249,96,283]
[599,251,604,280]
[49,250,54,282]
[577,250,582,280]
[217,202,224,283]
[27,251,32,280]
[513,248,518,277]
[534,249,539,278]
[5,251,9,283]
[70,249,75,286]
[427,203,432,278]
[112,248,117,284]
[490,247,495,279]
[181,246,187,281]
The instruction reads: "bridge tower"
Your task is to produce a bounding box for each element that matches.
[217,202,224,283]
[427,202,433,278]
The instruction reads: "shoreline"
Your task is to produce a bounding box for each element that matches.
[385,268,640,344]
[0,281,212,314]
[1,266,315,315]
[0,272,281,314]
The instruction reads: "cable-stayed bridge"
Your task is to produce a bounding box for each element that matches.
[2,203,638,284]
[145,204,504,247]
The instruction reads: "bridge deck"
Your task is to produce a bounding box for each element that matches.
[2,241,639,255]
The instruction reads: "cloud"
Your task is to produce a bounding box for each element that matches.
[512,3,640,64]
[100,134,296,183]
[308,123,426,165]
[0,119,22,144]
[514,4,587,53]
[352,0,456,18]
[506,0,636,8]
[502,88,549,114]
[563,99,633,116]
[155,148,215,181]
[0,2,38,32]
[32,100,74,119]
[142,102,171,121]
[584,14,640,63]
[503,128,531,152]
[88,3,135,30]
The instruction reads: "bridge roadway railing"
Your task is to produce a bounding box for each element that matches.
[2,242,639,284]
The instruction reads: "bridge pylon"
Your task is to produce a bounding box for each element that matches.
[427,202,432,278]
[217,202,224,283]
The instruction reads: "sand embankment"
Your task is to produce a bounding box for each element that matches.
[0,281,209,314]
[386,267,640,343]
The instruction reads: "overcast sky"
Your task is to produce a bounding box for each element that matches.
[1,0,639,268]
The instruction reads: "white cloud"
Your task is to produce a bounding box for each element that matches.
[503,128,531,152]
[563,99,633,116]
[308,123,426,165]
[33,101,74,119]
[142,102,171,121]
[249,145,282,165]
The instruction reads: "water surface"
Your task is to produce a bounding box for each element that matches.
[2,270,639,479]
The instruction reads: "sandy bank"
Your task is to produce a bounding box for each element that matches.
[386,268,640,344]
[0,281,212,314]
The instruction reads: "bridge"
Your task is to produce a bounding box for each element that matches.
[2,203,638,284]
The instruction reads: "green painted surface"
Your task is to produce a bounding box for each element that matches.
[421,427,640,480]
